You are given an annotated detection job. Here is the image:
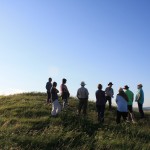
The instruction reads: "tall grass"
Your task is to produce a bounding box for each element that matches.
[0,93,149,150]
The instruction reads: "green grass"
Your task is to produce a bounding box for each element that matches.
[0,93,149,150]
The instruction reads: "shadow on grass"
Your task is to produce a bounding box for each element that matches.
[60,111,102,137]
[13,109,50,118]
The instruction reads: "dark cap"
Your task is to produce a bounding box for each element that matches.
[138,84,143,88]
[108,82,113,86]
[123,85,129,89]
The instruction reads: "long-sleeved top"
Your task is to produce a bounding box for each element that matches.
[105,87,114,97]
[116,95,128,112]
[135,88,144,104]
[46,82,52,92]
[51,87,59,102]
[125,89,134,105]
[77,87,89,99]
[95,90,106,105]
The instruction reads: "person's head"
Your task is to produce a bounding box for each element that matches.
[118,88,128,102]
[62,78,67,84]
[98,84,102,90]
[123,85,129,90]
[49,78,52,82]
[119,88,124,93]
[137,84,143,89]
[108,82,113,87]
[81,81,86,87]
[53,82,57,87]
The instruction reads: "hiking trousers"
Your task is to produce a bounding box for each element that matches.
[78,98,88,115]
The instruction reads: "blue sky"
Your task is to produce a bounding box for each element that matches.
[0,0,150,107]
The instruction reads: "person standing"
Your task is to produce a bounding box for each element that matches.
[123,85,135,123]
[135,84,145,119]
[95,84,106,123]
[51,82,61,116]
[60,78,70,109]
[46,78,52,104]
[105,82,114,110]
[116,88,128,124]
[77,81,89,116]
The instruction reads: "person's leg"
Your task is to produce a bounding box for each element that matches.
[62,93,68,109]
[56,100,61,114]
[138,103,145,118]
[83,99,88,115]
[63,99,67,109]
[108,97,112,110]
[122,112,128,122]
[100,105,105,122]
[128,105,135,122]
[96,105,101,122]
[51,100,57,116]
[105,96,109,107]
[47,92,50,103]
[78,99,83,115]
[127,105,131,120]
[116,110,121,124]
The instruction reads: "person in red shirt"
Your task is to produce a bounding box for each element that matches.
[60,78,70,109]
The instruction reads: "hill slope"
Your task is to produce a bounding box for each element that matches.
[0,93,149,150]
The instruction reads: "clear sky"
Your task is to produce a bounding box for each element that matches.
[0,0,150,107]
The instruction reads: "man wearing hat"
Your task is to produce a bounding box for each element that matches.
[77,81,89,116]
[105,82,114,110]
[135,84,145,118]
[123,85,135,122]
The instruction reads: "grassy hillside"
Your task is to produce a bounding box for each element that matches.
[0,93,149,150]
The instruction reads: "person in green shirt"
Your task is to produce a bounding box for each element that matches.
[135,84,145,119]
[123,85,135,123]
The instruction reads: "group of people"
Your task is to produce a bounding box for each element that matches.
[46,78,145,124]
[46,78,70,116]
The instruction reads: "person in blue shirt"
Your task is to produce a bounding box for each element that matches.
[46,78,52,104]
[135,84,145,118]
[116,88,128,124]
